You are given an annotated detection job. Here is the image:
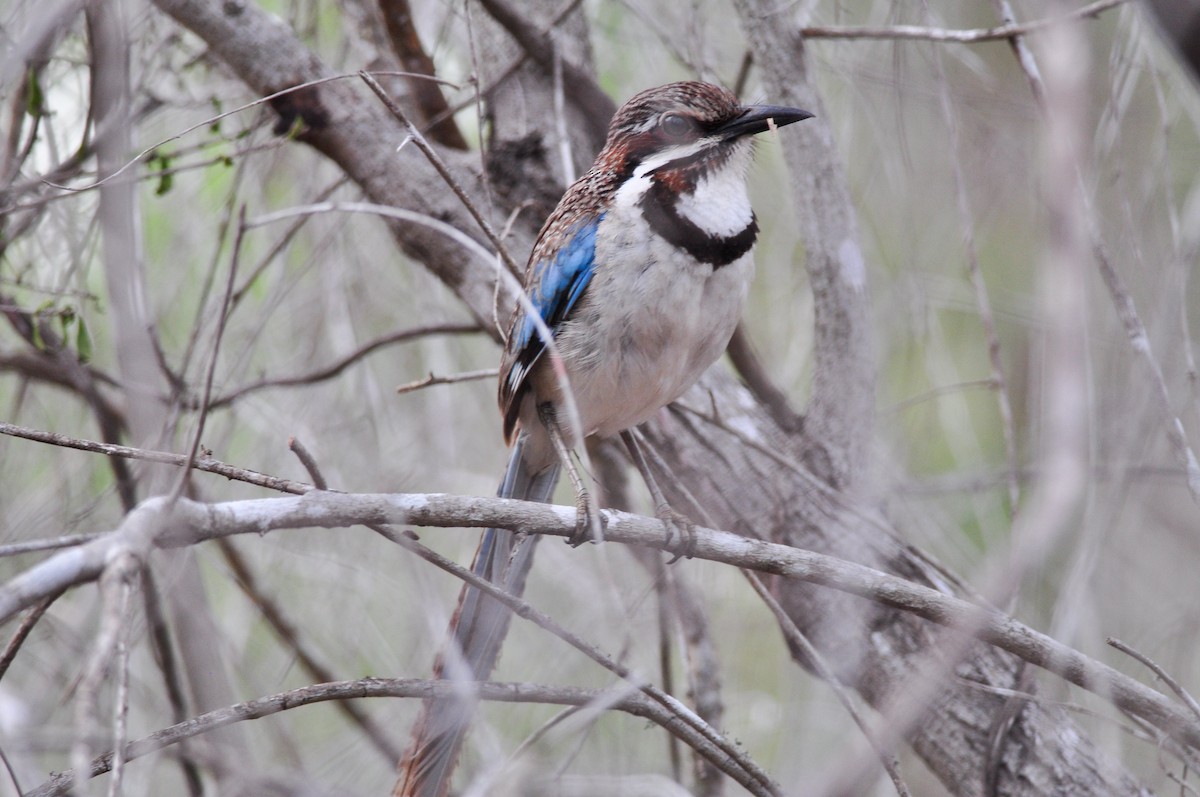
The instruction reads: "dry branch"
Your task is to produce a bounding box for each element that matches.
[14,0,1167,793]
[26,678,746,797]
[2,488,1197,760]
[799,0,1126,44]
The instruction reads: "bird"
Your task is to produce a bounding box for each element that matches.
[395,81,812,797]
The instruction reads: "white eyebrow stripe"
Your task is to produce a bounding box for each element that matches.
[632,137,718,178]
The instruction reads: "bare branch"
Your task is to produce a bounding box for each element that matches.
[358,71,523,281]
[376,0,469,149]
[27,678,750,797]
[208,317,481,408]
[151,0,529,329]
[0,588,64,681]
[170,207,245,503]
[70,554,139,797]
[725,324,803,434]
[798,0,1126,44]
[3,488,1198,755]
[733,0,875,486]
[1109,637,1200,723]
[287,437,328,490]
[928,20,1021,515]
[218,540,404,761]
[477,0,616,141]
[0,422,313,495]
[395,367,498,395]
[743,570,911,797]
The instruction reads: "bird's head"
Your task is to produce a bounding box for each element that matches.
[597,81,813,186]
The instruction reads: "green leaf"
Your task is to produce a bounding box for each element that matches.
[58,305,75,342]
[209,97,223,134]
[155,170,174,196]
[147,148,175,196]
[75,316,93,363]
[30,300,54,351]
[26,69,45,118]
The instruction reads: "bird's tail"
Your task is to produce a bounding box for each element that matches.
[394,435,559,797]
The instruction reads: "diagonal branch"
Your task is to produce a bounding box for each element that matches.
[2,487,1198,758]
[376,0,469,149]
[27,678,751,797]
[150,0,530,331]
[476,0,616,140]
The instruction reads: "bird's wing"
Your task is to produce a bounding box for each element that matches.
[499,216,600,441]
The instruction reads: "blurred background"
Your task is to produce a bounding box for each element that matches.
[2,0,1199,794]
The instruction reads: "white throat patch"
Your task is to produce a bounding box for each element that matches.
[613,138,755,239]
[674,147,754,238]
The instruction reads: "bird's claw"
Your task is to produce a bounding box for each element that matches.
[567,488,605,546]
[660,506,697,563]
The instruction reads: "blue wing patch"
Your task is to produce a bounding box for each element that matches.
[500,216,600,440]
[516,219,598,349]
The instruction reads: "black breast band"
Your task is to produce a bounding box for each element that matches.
[639,180,758,268]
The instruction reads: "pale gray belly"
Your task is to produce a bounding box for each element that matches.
[556,235,753,439]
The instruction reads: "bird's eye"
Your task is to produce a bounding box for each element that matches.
[659,112,691,139]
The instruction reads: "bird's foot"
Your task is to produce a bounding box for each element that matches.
[658,504,697,564]
[568,487,606,547]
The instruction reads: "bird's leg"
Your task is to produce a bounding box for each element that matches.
[620,429,696,563]
[538,403,604,546]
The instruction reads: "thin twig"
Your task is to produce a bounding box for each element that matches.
[177,149,251,381]
[743,569,912,797]
[654,570,683,785]
[0,422,314,495]
[885,378,1000,416]
[1092,239,1200,503]
[0,535,106,557]
[0,742,22,797]
[39,71,456,195]
[208,322,482,408]
[140,572,204,797]
[357,70,523,280]
[107,570,136,797]
[170,206,245,505]
[70,554,139,797]
[725,324,804,433]
[245,201,499,272]
[395,367,498,395]
[797,0,1125,43]
[1109,638,1200,722]
[928,2,1020,515]
[0,588,65,681]
[217,539,405,761]
[375,525,784,797]
[229,175,349,308]
[987,0,1046,105]
[25,678,753,797]
[287,437,328,490]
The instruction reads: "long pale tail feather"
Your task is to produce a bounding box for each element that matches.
[395,436,559,797]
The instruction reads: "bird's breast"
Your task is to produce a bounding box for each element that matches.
[553,204,754,439]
